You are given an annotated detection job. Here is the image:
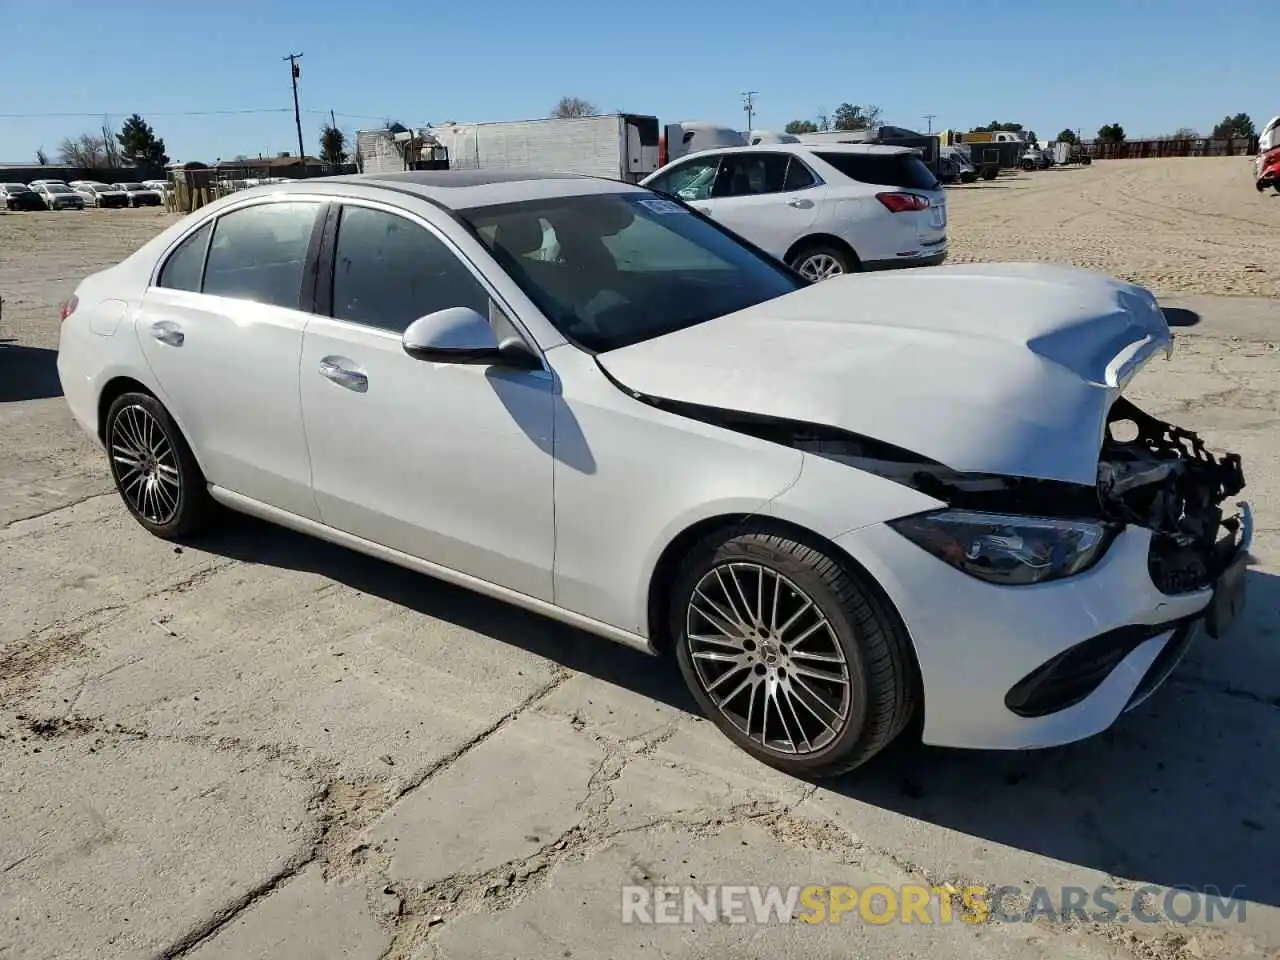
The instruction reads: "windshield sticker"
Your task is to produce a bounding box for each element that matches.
[637,198,686,215]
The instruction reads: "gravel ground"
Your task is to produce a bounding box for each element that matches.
[1,169,1278,960]
[945,156,1280,298]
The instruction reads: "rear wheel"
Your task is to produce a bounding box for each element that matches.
[789,243,857,282]
[105,391,212,540]
[670,524,917,778]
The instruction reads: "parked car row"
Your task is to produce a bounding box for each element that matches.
[0,178,168,212]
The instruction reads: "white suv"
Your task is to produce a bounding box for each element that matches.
[641,143,947,280]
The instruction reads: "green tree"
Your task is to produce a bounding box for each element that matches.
[1097,123,1126,143]
[973,120,1024,133]
[115,114,169,167]
[832,103,882,131]
[1211,113,1255,139]
[785,119,819,134]
[320,124,347,165]
[551,96,597,118]
[1056,129,1078,144]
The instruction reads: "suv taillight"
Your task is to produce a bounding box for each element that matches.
[60,295,78,322]
[876,192,930,213]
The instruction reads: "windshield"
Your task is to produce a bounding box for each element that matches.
[2,183,30,192]
[121,183,145,190]
[92,184,115,192]
[45,185,72,194]
[460,193,802,353]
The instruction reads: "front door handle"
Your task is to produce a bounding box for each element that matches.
[787,198,812,208]
[318,356,369,393]
[151,320,184,347]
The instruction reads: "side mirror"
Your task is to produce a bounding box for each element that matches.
[401,307,541,369]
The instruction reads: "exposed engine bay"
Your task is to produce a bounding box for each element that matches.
[1097,397,1246,593]
[629,392,1247,595]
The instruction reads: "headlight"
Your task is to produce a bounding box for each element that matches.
[888,510,1111,585]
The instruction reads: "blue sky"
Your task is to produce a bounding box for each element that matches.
[1,0,1273,164]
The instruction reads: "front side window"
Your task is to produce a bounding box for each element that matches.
[331,205,489,334]
[649,156,721,201]
[157,221,213,292]
[202,201,321,309]
[462,193,802,353]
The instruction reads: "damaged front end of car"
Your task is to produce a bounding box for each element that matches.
[635,392,1250,623]
[1098,397,1248,599]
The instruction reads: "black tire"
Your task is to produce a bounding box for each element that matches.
[1020,158,1035,171]
[787,242,858,283]
[981,167,998,180]
[104,391,212,540]
[669,523,918,779]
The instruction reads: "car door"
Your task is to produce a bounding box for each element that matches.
[698,152,822,258]
[299,200,556,600]
[136,198,326,518]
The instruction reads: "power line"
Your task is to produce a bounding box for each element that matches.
[0,108,295,119]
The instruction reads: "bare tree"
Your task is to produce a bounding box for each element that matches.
[58,133,110,168]
[1172,127,1199,139]
[551,96,597,119]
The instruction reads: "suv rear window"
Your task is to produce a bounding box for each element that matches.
[814,152,939,190]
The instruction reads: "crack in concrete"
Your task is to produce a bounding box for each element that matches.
[1,491,117,531]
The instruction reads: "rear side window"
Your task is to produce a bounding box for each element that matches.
[202,201,321,309]
[783,157,817,190]
[814,152,939,190]
[157,221,212,292]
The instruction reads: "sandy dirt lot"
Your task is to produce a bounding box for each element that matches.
[1,165,1278,960]
[946,156,1280,298]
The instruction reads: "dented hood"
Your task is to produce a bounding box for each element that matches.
[596,263,1173,485]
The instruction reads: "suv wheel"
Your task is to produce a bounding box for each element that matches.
[789,243,856,282]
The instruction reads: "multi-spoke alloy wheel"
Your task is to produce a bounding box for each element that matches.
[104,391,211,539]
[110,403,182,525]
[795,252,845,282]
[671,525,918,778]
[686,563,851,754]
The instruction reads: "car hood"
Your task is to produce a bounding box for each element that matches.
[595,263,1173,486]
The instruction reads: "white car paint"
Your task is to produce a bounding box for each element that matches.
[56,171,1249,773]
[641,143,947,275]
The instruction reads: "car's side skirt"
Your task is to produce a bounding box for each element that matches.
[207,485,657,656]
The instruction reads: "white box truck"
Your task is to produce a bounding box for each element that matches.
[428,114,661,183]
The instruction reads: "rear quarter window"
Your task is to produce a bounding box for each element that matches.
[814,152,939,190]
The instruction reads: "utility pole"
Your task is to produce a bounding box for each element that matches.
[283,52,305,162]
[742,91,758,136]
[922,114,936,133]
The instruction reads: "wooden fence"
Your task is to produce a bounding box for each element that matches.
[1084,136,1259,160]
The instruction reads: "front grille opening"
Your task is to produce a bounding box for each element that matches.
[1004,623,1177,718]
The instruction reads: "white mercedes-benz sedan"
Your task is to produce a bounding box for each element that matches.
[56,170,1252,778]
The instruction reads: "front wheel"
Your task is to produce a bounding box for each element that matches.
[669,525,918,778]
[104,391,212,539]
[789,244,856,282]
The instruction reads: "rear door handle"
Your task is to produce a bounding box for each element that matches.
[150,320,184,347]
[318,356,369,393]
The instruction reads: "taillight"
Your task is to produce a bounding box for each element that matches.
[876,192,930,213]
[60,295,78,321]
